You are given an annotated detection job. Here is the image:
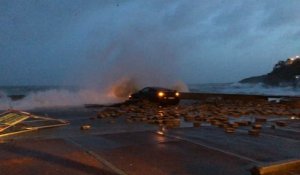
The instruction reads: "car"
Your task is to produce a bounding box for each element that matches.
[128,87,180,105]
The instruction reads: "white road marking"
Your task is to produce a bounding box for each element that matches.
[163,132,261,164]
[66,137,128,175]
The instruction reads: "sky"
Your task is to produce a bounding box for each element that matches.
[0,0,300,87]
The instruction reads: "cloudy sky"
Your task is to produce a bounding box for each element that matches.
[0,0,300,86]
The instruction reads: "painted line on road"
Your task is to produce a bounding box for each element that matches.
[163,132,261,164]
[66,137,128,175]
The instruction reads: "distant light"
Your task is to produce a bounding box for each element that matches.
[175,92,180,97]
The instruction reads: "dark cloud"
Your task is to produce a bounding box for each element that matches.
[0,0,300,86]
[261,0,300,28]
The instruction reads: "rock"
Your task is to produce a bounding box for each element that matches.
[240,56,300,86]
[252,124,262,130]
[229,123,239,128]
[248,129,260,136]
[255,117,267,123]
[276,121,287,127]
[224,127,235,133]
[237,121,250,126]
[184,114,195,122]
[80,124,91,130]
[193,122,201,127]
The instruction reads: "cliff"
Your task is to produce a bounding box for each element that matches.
[240,56,300,86]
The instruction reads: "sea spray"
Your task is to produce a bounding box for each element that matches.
[108,77,189,98]
[0,91,12,110]
[0,88,119,110]
[190,83,300,96]
[172,81,189,92]
[0,79,189,110]
[108,77,139,98]
[3,82,297,110]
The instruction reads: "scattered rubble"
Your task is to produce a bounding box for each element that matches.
[276,121,287,127]
[248,129,260,136]
[92,99,299,136]
[80,124,91,130]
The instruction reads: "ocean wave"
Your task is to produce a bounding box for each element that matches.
[0,88,121,110]
[189,83,300,96]
[1,82,298,110]
[223,83,300,96]
[0,78,189,110]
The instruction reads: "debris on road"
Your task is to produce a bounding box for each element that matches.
[80,124,91,130]
[0,109,69,137]
[90,98,299,137]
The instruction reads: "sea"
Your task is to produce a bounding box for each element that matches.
[0,83,299,110]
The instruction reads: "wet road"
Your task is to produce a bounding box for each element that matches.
[0,107,299,175]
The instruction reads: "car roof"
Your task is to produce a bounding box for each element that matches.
[143,87,175,91]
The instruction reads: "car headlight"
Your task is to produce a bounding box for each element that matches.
[158,92,165,97]
[175,92,180,97]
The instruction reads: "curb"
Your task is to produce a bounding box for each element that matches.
[251,159,300,175]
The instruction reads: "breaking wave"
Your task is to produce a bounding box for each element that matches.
[3,82,298,110]
[0,88,120,110]
[190,83,300,96]
[0,79,189,110]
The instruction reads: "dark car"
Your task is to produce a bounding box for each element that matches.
[128,87,180,105]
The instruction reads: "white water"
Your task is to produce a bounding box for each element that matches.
[0,88,120,110]
[190,83,300,96]
[1,82,299,110]
[0,80,189,110]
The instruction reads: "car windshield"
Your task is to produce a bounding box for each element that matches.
[141,88,150,93]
